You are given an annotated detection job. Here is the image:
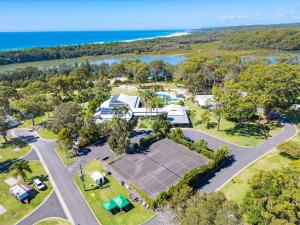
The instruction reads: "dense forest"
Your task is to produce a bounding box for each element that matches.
[222,28,300,51]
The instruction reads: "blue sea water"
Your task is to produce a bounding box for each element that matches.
[0,30,185,51]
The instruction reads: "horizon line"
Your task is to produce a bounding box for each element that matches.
[1,21,300,33]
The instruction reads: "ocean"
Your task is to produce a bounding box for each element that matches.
[0,30,189,51]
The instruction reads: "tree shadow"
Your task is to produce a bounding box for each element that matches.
[0,137,28,149]
[0,158,17,173]
[17,135,39,143]
[225,123,281,139]
[194,155,236,190]
[207,122,217,129]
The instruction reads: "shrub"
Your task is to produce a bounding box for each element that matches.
[152,118,171,137]
[139,135,160,147]
[167,128,185,142]
[278,140,300,160]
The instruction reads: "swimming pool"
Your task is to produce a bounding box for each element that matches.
[156,93,180,102]
[156,93,170,98]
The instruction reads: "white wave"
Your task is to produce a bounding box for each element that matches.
[92,31,191,44]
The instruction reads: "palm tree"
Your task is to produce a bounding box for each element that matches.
[10,160,32,182]
[119,105,130,121]
[140,90,154,118]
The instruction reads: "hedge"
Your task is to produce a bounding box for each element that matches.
[139,134,161,147]
[167,128,218,160]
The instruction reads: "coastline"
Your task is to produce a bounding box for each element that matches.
[0,30,190,52]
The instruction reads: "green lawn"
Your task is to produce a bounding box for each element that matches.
[37,128,57,140]
[0,137,31,164]
[35,218,71,225]
[74,160,154,225]
[20,115,50,128]
[0,161,53,225]
[55,145,77,167]
[186,99,283,146]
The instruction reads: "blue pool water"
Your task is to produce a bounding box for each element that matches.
[169,98,180,102]
[156,93,170,98]
[156,93,180,102]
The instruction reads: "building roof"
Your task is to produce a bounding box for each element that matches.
[195,95,214,107]
[167,110,190,124]
[10,185,29,199]
[91,171,104,181]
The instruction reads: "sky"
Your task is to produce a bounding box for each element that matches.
[0,0,300,32]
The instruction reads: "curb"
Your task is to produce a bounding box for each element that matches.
[181,123,288,149]
[11,129,75,225]
[72,176,102,225]
[138,214,157,225]
[180,127,253,148]
[33,217,70,225]
[15,190,55,225]
[216,124,298,191]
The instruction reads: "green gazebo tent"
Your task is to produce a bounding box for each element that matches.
[113,194,129,209]
[103,199,118,212]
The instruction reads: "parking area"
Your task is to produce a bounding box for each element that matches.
[110,138,209,198]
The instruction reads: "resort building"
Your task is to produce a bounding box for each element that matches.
[94,93,190,126]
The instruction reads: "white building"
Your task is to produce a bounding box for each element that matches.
[94,93,190,126]
[195,95,215,108]
[91,171,105,185]
[94,94,140,122]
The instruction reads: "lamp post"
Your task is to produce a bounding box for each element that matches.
[79,164,86,191]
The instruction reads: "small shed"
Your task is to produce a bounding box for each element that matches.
[10,185,29,202]
[91,171,105,185]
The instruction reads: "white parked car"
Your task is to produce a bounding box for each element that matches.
[33,179,46,190]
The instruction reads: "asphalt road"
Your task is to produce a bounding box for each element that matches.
[16,191,67,225]
[182,123,297,191]
[13,128,99,225]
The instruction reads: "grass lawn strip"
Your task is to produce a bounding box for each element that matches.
[55,145,77,167]
[0,161,53,225]
[37,128,57,140]
[74,160,154,225]
[0,136,31,163]
[20,115,50,128]
[185,99,283,146]
[35,217,71,225]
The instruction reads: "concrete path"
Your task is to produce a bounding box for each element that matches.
[16,191,67,225]
[13,128,99,225]
[182,123,297,191]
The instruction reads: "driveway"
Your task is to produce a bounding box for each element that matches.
[182,123,297,191]
[12,128,100,225]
